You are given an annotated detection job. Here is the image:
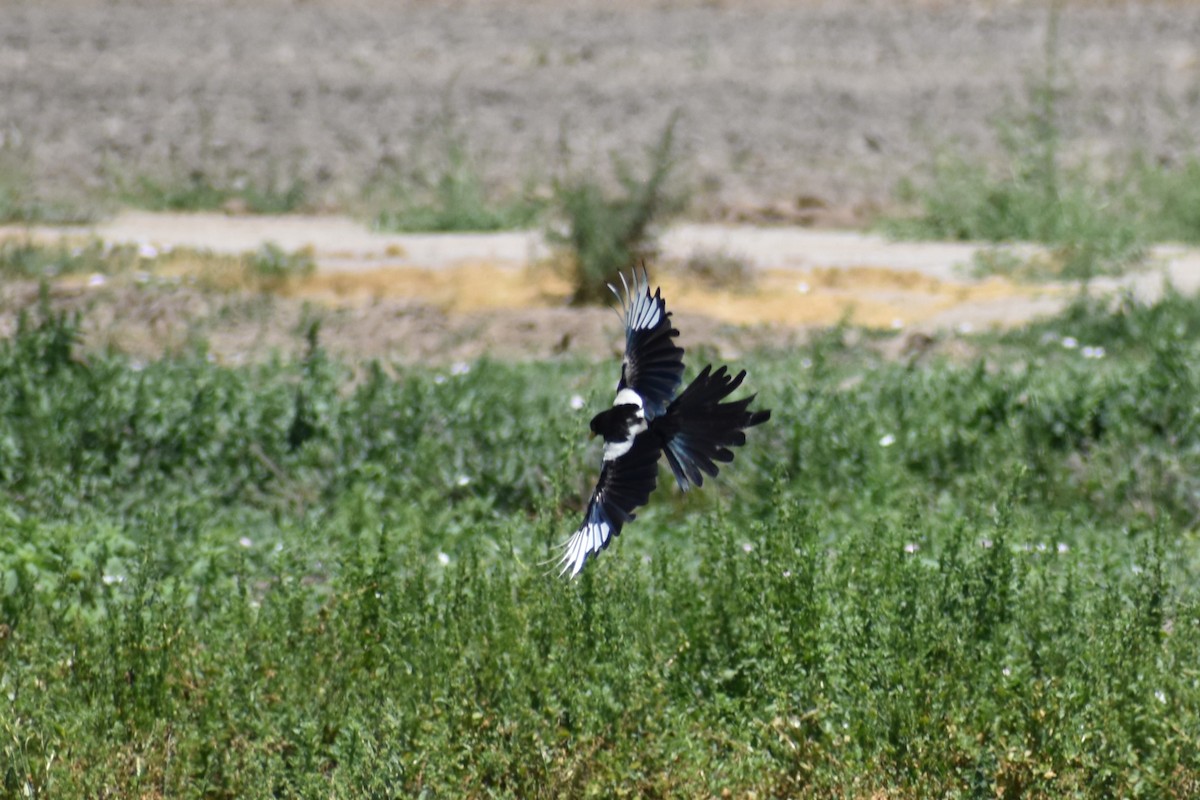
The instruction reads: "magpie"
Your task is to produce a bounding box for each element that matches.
[558,267,771,577]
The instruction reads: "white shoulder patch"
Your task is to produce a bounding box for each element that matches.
[614,387,644,409]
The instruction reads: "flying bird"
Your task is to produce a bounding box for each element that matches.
[558,268,771,577]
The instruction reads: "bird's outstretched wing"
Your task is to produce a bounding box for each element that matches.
[559,434,662,578]
[611,267,684,420]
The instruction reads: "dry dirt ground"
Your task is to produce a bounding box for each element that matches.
[4,0,1200,221]
[4,1,1200,364]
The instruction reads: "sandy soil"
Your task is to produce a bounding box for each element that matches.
[4,0,1200,220]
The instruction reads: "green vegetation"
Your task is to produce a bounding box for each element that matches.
[368,114,544,233]
[0,144,97,225]
[117,169,308,215]
[245,242,317,288]
[550,114,686,304]
[0,238,318,295]
[0,238,141,279]
[886,2,1200,281]
[3,279,1200,796]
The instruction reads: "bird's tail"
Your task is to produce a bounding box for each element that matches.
[660,365,770,491]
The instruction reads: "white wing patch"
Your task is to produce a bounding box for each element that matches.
[614,387,644,409]
[628,291,662,331]
[558,519,613,577]
[611,270,663,333]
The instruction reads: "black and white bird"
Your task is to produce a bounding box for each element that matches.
[558,268,771,577]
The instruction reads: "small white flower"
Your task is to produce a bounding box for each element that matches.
[1057,542,1069,554]
[879,434,895,447]
[1002,666,1012,677]
[796,281,810,294]
[741,542,754,553]
[274,542,283,553]
[1132,564,1144,575]
[1035,542,1047,553]
[980,538,994,549]
[137,241,159,259]
[88,273,106,287]
[455,474,470,487]
[1155,689,1167,704]
[450,361,470,376]
[569,393,586,411]
[238,536,253,548]
[433,374,446,384]
[904,542,920,554]
[800,358,813,369]
[437,552,451,566]
[957,322,974,335]
[1061,336,1079,349]
[102,573,125,585]
[782,569,792,578]
[891,318,903,330]
[1082,346,1106,359]
[642,554,653,564]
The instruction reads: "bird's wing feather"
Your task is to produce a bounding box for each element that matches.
[558,433,662,578]
[611,267,684,420]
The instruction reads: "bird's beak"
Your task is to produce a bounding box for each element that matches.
[589,430,597,439]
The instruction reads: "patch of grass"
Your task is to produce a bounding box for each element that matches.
[0,239,316,294]
[0,143,98,225]
[549,113,687,304]
[885,2,1148,282]
[0,238,141,279]
[246,242,317,288]
[3,275,1200,795]
[673,248,756,292]
[889,153,1143,281]
[118,170,308,214]
[368,113,544,233]
[1127,154,1200,245]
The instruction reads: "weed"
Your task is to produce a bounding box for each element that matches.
[674,248,756,291]
[247,242,317,288]
[0,140,97,224]
[368,107,544,233]
[549,113,687,304]
[0,238,140,279]
[885,2,1145,281]
[117,168,308,215]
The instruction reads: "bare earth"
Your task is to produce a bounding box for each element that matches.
[4,0,1200,220]
[4,1,1200,363]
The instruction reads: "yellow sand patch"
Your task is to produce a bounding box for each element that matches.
[284,261,574,311]
[280,262,1051,328]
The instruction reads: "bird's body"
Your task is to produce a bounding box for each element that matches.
[559,269,771,577]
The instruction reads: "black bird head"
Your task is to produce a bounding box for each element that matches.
[589,403,641,442]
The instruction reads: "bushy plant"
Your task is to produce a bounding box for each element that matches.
[550,114,686,304]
